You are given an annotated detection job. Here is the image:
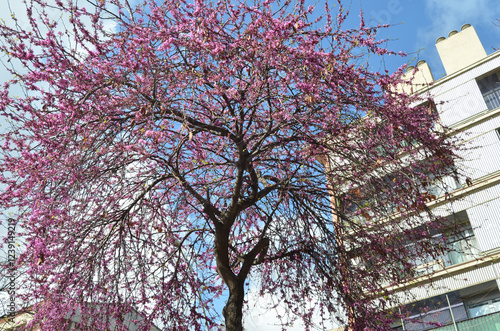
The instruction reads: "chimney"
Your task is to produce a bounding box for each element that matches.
[435,24,487,75]
[396,60,434,95]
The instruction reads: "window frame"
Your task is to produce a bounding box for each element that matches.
[477,69,500,111]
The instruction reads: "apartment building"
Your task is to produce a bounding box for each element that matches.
[329,23,500,331]
[385,24,500,330]
[0,305,162,330]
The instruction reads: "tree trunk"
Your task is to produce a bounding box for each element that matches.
[223,282,245,331]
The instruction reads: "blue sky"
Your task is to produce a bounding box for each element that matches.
[343,0,500,79]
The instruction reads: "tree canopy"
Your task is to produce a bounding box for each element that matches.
[0,0,461,330]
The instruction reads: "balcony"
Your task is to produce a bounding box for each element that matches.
[477,69,500,112]
[394,281,500,331]
[483,89,500,111]
[430,310,500,330]
[410,225,480,277]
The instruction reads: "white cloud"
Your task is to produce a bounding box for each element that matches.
[244,293,305,331]
[417,0,500,46]
[243,280,341,331]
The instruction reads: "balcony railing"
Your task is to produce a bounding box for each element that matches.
[483,89,500,111]
[410,229,480,277]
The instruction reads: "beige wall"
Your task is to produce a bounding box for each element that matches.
[436,24,487,75]
[395,60,434,95]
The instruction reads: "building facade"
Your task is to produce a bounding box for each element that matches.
[386,24,500,330]
[0,306,162,330]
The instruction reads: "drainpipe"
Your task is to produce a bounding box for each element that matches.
[399,307,406,330]
[493,262,500,293]
[445,294,459,331]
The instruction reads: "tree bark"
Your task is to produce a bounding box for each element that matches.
[223,282,245,331]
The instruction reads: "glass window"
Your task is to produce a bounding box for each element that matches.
[468,297,500,318]
[406,212,479,274]
[443,224,480,267]
[403,292,466,330]
[477,70,500,111]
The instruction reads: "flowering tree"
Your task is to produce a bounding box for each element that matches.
[0,0,461,330]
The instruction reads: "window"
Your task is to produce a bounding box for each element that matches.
[406,211,479,276]
[340,188,375,227]
[442,224,480,267]
[477,70,500,111]
[403,292,467,330]
[398,284,500,330]
[468,298,500,318]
